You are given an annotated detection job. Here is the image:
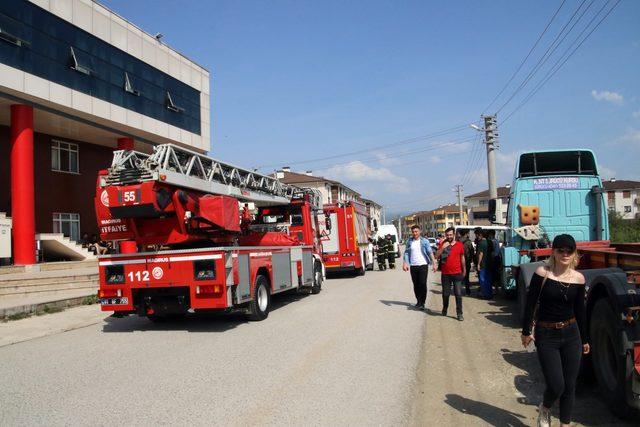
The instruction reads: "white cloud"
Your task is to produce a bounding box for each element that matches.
[599,165,617,180]
[373,151,401,167]
[611,127,640,152]
[621,128,640,143]
[429,155,442,164]
[318,161,411,194]
[591,90,624,105]
[632,110,640,119]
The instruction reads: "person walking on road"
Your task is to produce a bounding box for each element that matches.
[402,225,437,309]
[376,235,388,271]
[476,230,493,299]
[458,229,474,296]
[385,234,396,269]
[436,227,466,320]
[521,234,589,427]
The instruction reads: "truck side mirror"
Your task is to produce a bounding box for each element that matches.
[489,199,497,223]
[325,216,332,231]
[373,219,378,231]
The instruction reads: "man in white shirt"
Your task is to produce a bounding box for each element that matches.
[403,225,437,309]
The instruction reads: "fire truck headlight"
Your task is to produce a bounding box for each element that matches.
[105,265,125,284]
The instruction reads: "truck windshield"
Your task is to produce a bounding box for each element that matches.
[518,151,597,178]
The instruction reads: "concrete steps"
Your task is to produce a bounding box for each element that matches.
[0,261,100,319]
[36,233,97,261]
[0,267,98,296]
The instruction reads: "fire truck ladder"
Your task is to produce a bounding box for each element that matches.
[103,143,319,207]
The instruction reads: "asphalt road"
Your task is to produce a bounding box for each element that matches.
[0,266,631,426]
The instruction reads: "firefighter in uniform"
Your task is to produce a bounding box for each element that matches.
[376,236,388,270]
[385,234,396,269]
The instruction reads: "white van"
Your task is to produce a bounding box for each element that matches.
[375,224,401,258]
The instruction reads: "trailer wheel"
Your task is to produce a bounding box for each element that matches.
[248,275,270,321]
[516,271,527,323]
[590,298,637,419]
[311,262,322,294]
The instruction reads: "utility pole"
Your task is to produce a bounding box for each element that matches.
[454,184,464,225]
[483,115,499,201]
[398,215,402,240]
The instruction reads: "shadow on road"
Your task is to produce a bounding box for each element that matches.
[102,291,309,333]
[443,393,528,426]
[478,299,521,329]
[379,299,424,312]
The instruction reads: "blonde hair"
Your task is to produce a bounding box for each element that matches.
[546,250,580,270]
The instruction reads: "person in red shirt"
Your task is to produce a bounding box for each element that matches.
[436,227,467,321]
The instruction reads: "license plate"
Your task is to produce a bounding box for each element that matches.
[100,297,129,305]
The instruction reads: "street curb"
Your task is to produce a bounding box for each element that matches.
[0,293,97,320]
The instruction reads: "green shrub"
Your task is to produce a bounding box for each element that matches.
[609,211,640,243]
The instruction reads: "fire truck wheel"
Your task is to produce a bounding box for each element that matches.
[590,298,637,420]
[248,275,271,321]
[311,262,322,294]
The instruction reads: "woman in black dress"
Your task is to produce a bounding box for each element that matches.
[521,234,590,427]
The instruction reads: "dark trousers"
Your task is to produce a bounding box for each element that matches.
[463,262,471,294]
[535,323,582,424]
[410,265,429,305]
[441,274,463,315]
[387,253,395,268]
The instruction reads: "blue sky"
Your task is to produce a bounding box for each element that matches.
[102,0,639,216]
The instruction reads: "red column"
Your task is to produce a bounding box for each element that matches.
[117,137,134,151]
[10,105,36,265]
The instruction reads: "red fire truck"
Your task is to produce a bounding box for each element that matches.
[95,144,325,321]
[319,201,373,275]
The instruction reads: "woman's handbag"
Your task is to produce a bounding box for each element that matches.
[526,269,549,352]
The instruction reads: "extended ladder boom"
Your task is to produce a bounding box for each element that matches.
[102,143,320,207]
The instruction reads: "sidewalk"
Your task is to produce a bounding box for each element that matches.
[0,264,98,319]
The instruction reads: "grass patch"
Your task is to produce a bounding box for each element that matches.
[82,294,99,305]
[36,305,64,316]
[5,312,30,322]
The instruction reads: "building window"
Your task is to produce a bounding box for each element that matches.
[53,213,81,241]
[607,192,615,201]
[625,206,632,213]
[479,200,487,206]
[51,140,79,173]
[623,191,631,198]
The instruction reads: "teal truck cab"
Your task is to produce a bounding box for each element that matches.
[499,149,640,418]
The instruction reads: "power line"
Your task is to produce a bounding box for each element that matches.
[460,132,483,187]
[255,123,471,169]
[494,0,593,114]
[278,135,477,172]
[482,0,567,114]
[502,0,621,124]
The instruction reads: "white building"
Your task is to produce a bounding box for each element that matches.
[464,186,511,225]
[274,169,361,205]
[1,0,210,264]
[604,179,640,219]
[361,198,382,233]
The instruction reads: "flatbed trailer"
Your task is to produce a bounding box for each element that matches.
[514,242,640,418]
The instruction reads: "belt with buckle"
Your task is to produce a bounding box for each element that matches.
[537,318,576,329]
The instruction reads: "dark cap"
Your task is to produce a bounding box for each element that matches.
[552,234,576,252]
